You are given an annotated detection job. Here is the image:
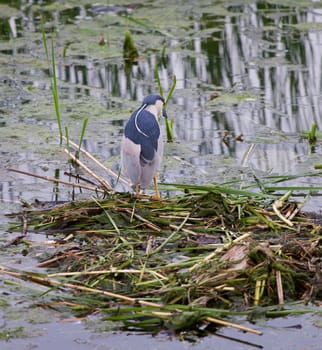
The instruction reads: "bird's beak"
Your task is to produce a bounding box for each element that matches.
[162,108,168,118]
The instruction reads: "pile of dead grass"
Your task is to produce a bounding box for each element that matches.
[3,183,321,336]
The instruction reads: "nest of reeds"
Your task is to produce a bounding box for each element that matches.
[3,140,322,338]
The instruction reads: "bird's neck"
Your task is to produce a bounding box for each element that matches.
[145,104,159,118]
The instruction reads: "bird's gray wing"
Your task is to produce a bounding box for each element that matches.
[135,109,160,163]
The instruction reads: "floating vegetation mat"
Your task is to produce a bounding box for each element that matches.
[3,182,322,337]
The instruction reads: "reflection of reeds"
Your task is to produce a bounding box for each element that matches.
[5,145,322,337]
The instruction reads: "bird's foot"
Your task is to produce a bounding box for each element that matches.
[151,192,161,200]
[152,174,161,200]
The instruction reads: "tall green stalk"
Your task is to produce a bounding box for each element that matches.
[51,40,63,144]
[155,64,176,142]
[40,17,63,144]
[76,117,88,159]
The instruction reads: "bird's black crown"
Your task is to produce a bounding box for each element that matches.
[142,94,165,106]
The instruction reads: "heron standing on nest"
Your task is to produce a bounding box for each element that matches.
[121,94,167,198]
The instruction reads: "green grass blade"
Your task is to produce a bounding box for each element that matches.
[51,40,63,144]
[264,185,322,192]
[40,16,63,144]
[164,74,176,142]
[162,182,276,198]
[165,74,176,107]
[154,66,175,142]
[76,117,88,159]
[165,118,174,143]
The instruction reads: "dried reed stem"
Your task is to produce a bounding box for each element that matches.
[149,312,262,335]
[48,269,168,280]
[63,137,130,187]
[7,167,105,193]
[275,270,284,304]
[205,316,262,335]
[64,149,112,191]
[0,267,159,307]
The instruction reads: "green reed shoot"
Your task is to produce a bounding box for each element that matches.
[41,17,63,144]
[75,117,89,159]
[155,64,176,142]
[165,74,176,107]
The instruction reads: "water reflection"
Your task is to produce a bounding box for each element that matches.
[1,1,322,202]
[53,3,322,136]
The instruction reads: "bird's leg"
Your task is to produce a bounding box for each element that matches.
[152,173,160,199]
[135,184,141,197]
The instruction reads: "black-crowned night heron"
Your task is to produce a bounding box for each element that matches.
[121,94,167,198]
